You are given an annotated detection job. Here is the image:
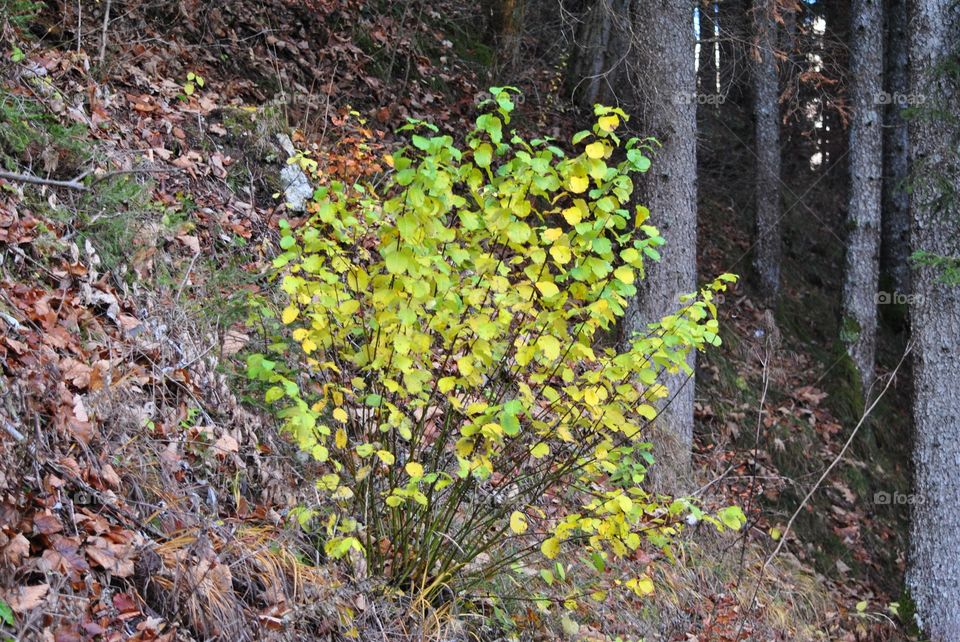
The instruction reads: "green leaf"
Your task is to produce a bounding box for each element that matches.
[501,412,520,437]
[264,386,284,403]
[717,505,747,531]
[0,600,12,626]
[572,130,592,145]
[475,143,493,168]
[356,443,375,457]
[530,442,549,458]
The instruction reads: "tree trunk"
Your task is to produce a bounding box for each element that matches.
[751,0,781,303]
[907,1,960,639]
[880,0,911,294]
[840,0,884,395]
[486,0,525,72]
[567,0,632,109]
[619,0,699,484]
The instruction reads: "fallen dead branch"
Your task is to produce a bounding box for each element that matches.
[0,166,181,191]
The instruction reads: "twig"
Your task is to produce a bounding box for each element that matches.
[90,167,180,184]
[175,251,201,303]
[2,419,25,443]
[0,166,180,192]
[0,169,90,191]
[98,0,112,65]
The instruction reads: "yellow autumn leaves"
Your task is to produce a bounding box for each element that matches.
[254,91,738,602]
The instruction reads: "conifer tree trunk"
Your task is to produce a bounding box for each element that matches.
[881,0,911,294]
[907,1,960,639]
[840,0,884,394]
[486,0,526,71]
[619,0,699,482]
[751,0,782,303]
[567,0,632,109]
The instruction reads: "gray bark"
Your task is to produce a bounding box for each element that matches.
[907,1,960,639]
[568,0,632,108]
[881,0,911,293]
[751,0,782,303]
[841,0,884,394]
[619,0,699,482]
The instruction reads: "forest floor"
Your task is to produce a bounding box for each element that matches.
[0,1,915,640]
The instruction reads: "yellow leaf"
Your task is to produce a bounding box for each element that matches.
[301,338,317,354]
[550,245,571,264]
[537,335,561,360]
[510,511,528,534]
[481,422,503,438]
[376,450,395,465]
[531,442,549,458]
[568,175,589,193]
[543,227,563,243]
[598,114,620,132]
[636,576,655,594]
[536,281,559,298]
[584,387,599,406]
[455,437,475,458]
[585,141,606,159]
[635,205,650,225]
[457,356,474,377]
[281,305,299,324]
[614,266,634,284]
[405,461,424,477]
[333,408,348,423]
[541,537,560,559]
[438,377,457,393]
[335,428,347,449]
[561,206,582,225]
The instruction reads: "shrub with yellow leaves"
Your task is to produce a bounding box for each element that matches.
[247,88,742,602]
